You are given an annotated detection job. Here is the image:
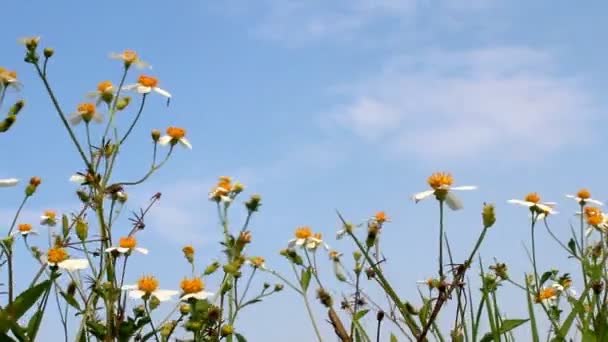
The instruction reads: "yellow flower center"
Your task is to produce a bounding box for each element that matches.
[119,236,137,249]
[166,127,186,140]
[97,80,113,93]
[47,248,68,264]
[250,256,265,267]
[138,75,158,88]
[313,233,322,240]
[78,103,96,115]
[295,226,312,239]
[329,250,340,260]
[122,50,138,63]
[427,172,453,190]
[30,176,42,186]
[588,213,603,226]
[375,211,388,223]
[525,192,541,204]
[536,287,557,302]
[180,277,204,294]
[182,245,195,257]
[18,223,32,232]
[44,210,56,219]
[577,188,591,200]
[137,275,159,293]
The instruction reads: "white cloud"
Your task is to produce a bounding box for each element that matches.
[329,46,596,159]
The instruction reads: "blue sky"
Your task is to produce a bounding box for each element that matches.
[1,0,608,340]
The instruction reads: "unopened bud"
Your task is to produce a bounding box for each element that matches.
[149,296,161,310]
[43,48,54,58]
[274,283,284,292]
[220,325,234,337]
[179,303,191,315]
[76,218,88,241]
[151,129,161,142]
[245,194,262,212]
[204,261,220,275]
[482,203,496,228]
[76,189,89,203]
[116,96,131,111]
[316,288,333,308]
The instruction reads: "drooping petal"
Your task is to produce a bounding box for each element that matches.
[157,136,172,146]
[70,174,86,183]
[179,138,192,149]
[128,290,146,299]
[507,199,534,207]
[92,113,104,124]
[153,87,171,98]
[182,291,214,301]
[105,247,118,253]
[58,259,89,271]
[121,284,138,290]
[152,289,179,302]
[445,193,463,211]
[412,190,435,203]
[116,247,130,254]
[0,178,19,187]
[588,198,604,206]
[68,113,83,126]
[135,247,149,255]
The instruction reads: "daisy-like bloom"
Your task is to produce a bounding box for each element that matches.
[373,211,389,224]
[288,226,313,249]
[245,256,267,269]
[508,192,557,216]
[46,247,89,271]
[110,50,149,68]
[123,75,170,98]
[105,236,149,255]
[14,223,37,237]
[158,127,192,149]
[40,210,57,226]
[412,172,476,210]
[328,250,343,262]
[0,68,20,89]
[69,103,103,125]
[122,275,178,301]
[0,178,19,187]
[582,207,608,234]
[566,188,603,206]
[306,233,329,251]
[208,176,243,202]
[179,277,213,301]
[535,287,558,305]
[87,80,114,106]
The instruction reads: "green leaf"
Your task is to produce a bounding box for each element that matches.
[60,291,81,311]
[390,333,398,342]
[0,332,16,342]
[6,280,51,321]
[9,321,27,342]
[26,310,44,340]
[567,238,577,257]
[354,309,369,321]
[480,319,530,342]
[582,330,596,342]
[525,280,540,342]
[300,267,312,292]
[539,271,553,286]
[558,285,590,338]
[235,333,248,342]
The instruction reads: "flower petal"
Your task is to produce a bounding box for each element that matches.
[153,87,171,98]
[152,289,179,302]
[135,247,149,255]
[70,174,86,183]
[451,185,477,191]
[137,86,152,94]
[445,193,463,211]
[412,190,435,203]
[179,138,192,149]
[157,136,172,146]
[507,199,534,207]
[105,247,118,253]
[58,259,89,271]
[128,290,145,299]
[588,198,604,206]
[121,284,138,291]
[0,178,19,187]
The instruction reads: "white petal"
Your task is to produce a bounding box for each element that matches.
[153,87,171,98]
[451,185,477,191]
[70,174,85,183]
[585,226,594,237]
[121,284,138,290]
[58,259,89,271]
[105,247,118,253]
[0,178,19,187]
[287,239,297,249]
[152,289,179,302]
[565,195,577,199]
[92,113,104,123]
[122,84,138,91]
[157,136,172,146]
[136,86,152,94]
[588,198,604,206]
[413,190,435,203]
[135,247,149,255]
[179,138,192,149]
[336,229,346,240]
[445,193,463,211]
[507,199,534,207]
[128,290,146,299]
[182,291,214,301]
[68,113,83,125]
[296,238,305,246]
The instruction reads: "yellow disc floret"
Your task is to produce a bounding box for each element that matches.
[97,80,113,93]
[525,192,541,204]
[295,226,313,239]
[137,275,159,293]
[119,236,137,249]
[535,287,557,303]
[78,103,96,115]
[138,75,158,88]
[166,127,186,140]
[47,248,68,264]
[18,223,32,233]
[180,277,204,294]
[427,172,453,190]
[44,210,56,219]
[577,188,591,200]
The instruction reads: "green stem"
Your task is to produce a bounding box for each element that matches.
[119,94,147,145]
[439,200,445,279]
[144,299,160,342]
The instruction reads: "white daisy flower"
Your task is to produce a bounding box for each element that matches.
[245,256,267,269]
[288,227,314,249]
[566,189,603,206]
[305,233,329,251]
[46,248,89,271]
[179,277,214,301]
[0,178,19,187]
[40,210,57,226]
[123,75,170,98]
[158,127,192,149]
[105,236,148,255]
[69,103,103,126]
[13,223,37,237]
[508,192,557,215]
[412,172,476,210]
[122,276,178,302]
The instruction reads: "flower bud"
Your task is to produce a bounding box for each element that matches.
[160,321,176,338]
[376,310,385,321]
[151,129,161,142]
[0,115,16,132]
[133,305,145,317]
[245,194,262,212]
[182,245,195,264]
[116,96,131,111]
[76,218,88,241]
[180,303,191,315]
[67,281,77,297]
[149,296,161,310]
[8,100,25,116]
[204,261,220,275]
[482,203,496,228]
[316,288,333,308]
[25,177,41,196]
[207,306,221,321]
[76,189,89,203]
[43,48,54,58]
[221,325,234,337]
[274,283,284,292]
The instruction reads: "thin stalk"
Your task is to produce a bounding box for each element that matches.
[292,264,322,341]
[439,200,445,279]
[119,94,147,145]
[238,268,256,307]
[144,299,160,342]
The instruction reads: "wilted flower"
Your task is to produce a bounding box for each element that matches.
[306,233,329,250]
[373,211,389,224]
[122,275,178,301]
[412,172,476,210]
[158,127,191,149]
[87,80,114,106]
[328,250,342,262]
[124,75,171,98]
[182,245,195,263]
[105,236,149,255]
[246,256,266,269]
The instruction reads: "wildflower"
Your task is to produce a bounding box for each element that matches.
[582,207,608,234]
[208,176,240,202]
[306,232,328,250]
[508,192,557,216]
[123,75,171,98]
[40,210,57,226]
[566,189,603,206]
[288,226,313,249]
[373,211,389,224]
[122,275,178,301]
[110,50,149,68]
[412,172,476,210]
[87,80,114,106]
[535,287,558,304]
[179,277,214,300]
[13,223,37,237]
[245,256,266,269]
[336,221,356,240]
[46,247,88,271]
[105,236,149,255]
[69,103,103,125]
[0,68,20,89]
[0,178,18,187]
[482,203,496,228]
[18,36,40,50]
[158,127,192,149]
